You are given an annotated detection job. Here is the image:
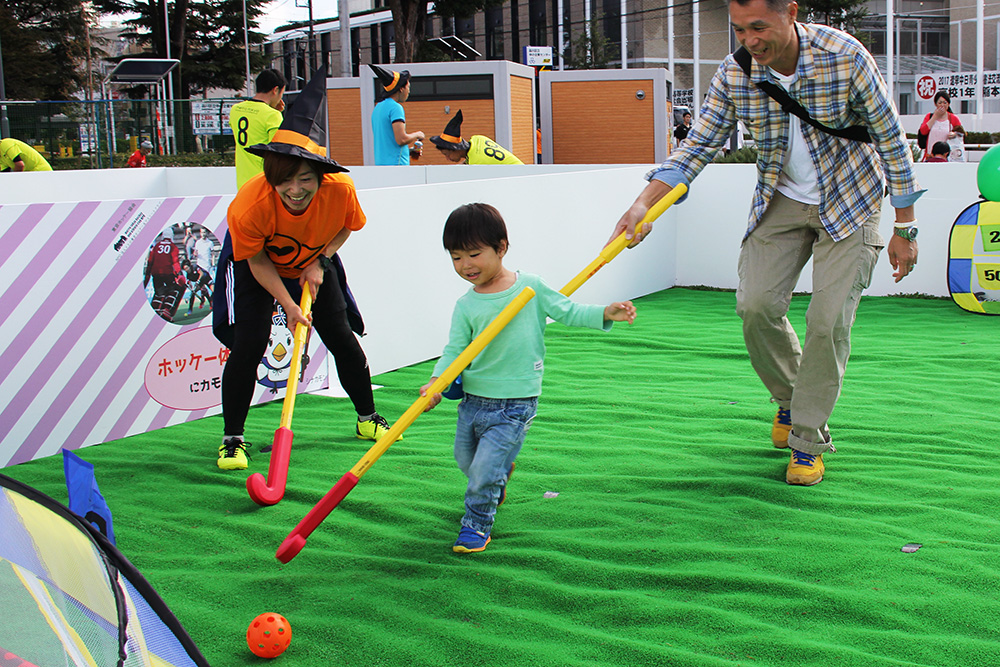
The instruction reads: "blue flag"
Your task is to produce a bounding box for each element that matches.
[62,449,116,545]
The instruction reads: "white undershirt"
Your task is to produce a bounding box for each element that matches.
[771,68,821,205]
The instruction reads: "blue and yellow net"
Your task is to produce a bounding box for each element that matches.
[948,199,1000,315]
[0,474,209,667]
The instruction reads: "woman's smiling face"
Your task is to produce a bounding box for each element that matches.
[275,163,320,214]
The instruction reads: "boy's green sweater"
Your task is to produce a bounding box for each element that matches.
[433,272,611,398]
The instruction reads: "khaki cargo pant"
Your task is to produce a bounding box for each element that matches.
[736,191,884,456]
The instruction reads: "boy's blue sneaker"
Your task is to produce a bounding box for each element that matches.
[453,526,491,553]
[497,462,515,507]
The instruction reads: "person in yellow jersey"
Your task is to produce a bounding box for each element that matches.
[229,69,287,188]
[429,110,524,165]
[0,138,53,172]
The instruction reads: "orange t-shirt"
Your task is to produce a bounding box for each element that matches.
[227,172,366,278]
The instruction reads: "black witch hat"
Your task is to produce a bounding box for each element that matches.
[367,63,410,95]
[430,110,471,151]
[246,66,347,174]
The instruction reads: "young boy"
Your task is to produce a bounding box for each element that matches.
[421,203,636,553]
[925,141,951,163]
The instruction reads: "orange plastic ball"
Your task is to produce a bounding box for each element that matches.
[246,612,292,658]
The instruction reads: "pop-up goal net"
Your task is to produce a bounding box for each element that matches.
[0,473,210,667]
[948,199,1000,314]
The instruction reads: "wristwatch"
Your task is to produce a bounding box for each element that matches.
[893,226,918,242]
[317,254,334,272]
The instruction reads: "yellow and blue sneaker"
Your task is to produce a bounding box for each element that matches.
[786,449,824,486]
[772,407,792,449]
[453,526,491,553]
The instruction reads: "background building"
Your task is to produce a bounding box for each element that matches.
[264,0,1000,123]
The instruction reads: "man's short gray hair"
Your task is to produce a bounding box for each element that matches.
[730,0,794,13]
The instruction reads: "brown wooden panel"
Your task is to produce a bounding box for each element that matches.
[550,80,656,164]
[509,75,535,164]
[327,88,364,167]
[404,99,495,166]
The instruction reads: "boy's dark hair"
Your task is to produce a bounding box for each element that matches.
[263,152,321,187]
[256,69,286,93]
[931,141,951,157]
[443,203,509,253]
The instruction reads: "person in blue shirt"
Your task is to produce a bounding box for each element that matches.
[368,64,424,165]
[421,203,636,553]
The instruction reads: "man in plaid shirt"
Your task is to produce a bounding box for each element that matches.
[611,0,923,487]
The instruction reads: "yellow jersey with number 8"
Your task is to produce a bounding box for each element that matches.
[466,135,523,165]
[229,100,283,189]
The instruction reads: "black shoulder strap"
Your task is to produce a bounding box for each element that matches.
[733,46,871,144]
[734,45,753,77]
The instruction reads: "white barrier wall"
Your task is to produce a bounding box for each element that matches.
[342,166,679,378]
[0,165,677,467]
[0,161,979,467]
[673,162,982,297]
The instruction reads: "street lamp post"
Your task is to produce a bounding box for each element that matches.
[243,0,252,96]
[339,0,351,77]
[308,0,315,75]
[0,27,9,138]
[163,0,175,154]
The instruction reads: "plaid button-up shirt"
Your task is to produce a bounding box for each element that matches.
[650,22,923,242]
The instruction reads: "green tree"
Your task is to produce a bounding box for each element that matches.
[182,0,273,95]
[94,0,270,99]
[1,0,94,100]
[387,0,503,63]
[797,0,868,36]
[567,14,619,69]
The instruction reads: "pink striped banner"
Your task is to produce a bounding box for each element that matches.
[0,195,329,468]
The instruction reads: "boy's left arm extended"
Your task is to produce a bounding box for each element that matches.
[538,279,612,331]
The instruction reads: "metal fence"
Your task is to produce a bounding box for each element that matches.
[0,99,246,169]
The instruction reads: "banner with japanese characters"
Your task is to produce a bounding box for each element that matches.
[191,100,239,136]
[0,195,329,467]
[916,71,1000,103]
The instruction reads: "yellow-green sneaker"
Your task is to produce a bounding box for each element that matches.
[786,449,823,486]
[356,414,400,442]
[772,407,792,449]
[217,437,251,471]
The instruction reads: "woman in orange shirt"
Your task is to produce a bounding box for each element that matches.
[212,68,395,470]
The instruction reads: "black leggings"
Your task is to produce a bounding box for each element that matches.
[221,262,375,436]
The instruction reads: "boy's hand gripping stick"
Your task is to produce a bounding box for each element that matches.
[247,289,313,506]
[276,287,536,563]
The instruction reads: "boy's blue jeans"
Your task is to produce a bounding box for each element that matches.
[454,394,537,534]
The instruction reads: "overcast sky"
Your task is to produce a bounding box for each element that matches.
[98,0,334,41]
[257,0,336,35]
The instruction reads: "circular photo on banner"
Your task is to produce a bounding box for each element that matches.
[142,222,220,324]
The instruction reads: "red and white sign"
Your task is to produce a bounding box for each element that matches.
[916,71,1000,102]
[916,75,936,100]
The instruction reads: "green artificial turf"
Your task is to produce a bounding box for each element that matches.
[5,288,1000,667]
